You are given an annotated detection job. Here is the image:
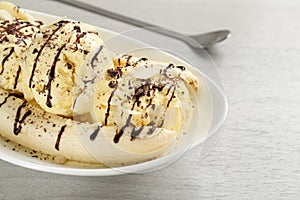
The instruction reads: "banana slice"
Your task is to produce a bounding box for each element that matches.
[0,87,101,163]
[0,87,178,166]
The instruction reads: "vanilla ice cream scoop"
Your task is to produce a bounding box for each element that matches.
[0,1,41,94]
[22,20,109,117]
[88,55,198,156]
[0,19,40,93]
[0,2,110,117]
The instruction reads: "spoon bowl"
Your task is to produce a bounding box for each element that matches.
[190,30,231,48]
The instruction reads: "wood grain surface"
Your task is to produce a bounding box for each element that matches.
[0,0,299,199]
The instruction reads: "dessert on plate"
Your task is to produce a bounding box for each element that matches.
[0,1,199,166]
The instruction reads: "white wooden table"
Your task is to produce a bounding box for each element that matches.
[1,0,299,199]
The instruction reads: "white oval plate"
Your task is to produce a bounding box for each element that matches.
[0,9,228,176]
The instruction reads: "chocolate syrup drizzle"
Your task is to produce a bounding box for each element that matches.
[45,44,66,108]
[0,94,10,107]
[0,92,30,136]
[13,101,32,135]
[131,57,148,67]
[176,66,186,71]
[13,65,21,89]
[80,45,105,88]
[55,125,67,151]
[125,55,132,66]
[0,47,14,75]
[29,21,68,88]
[130,126,145,141]
[113,114,132,143]
[90,45,104,69]
[166,85,176,108]
[90,125,101,141]
[0,93,23,107]
[162,64,174,77]
[73,32,87,52]
[15,23,34,31]
[104,83,118,126]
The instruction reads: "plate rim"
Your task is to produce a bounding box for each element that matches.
[0,9,228,176]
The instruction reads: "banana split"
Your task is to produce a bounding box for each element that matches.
[0,1,199,166]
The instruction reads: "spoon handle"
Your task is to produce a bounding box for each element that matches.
[56,0,157,28]
[52,0,214,48]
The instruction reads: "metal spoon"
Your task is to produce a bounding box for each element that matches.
[53,0,231,48]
